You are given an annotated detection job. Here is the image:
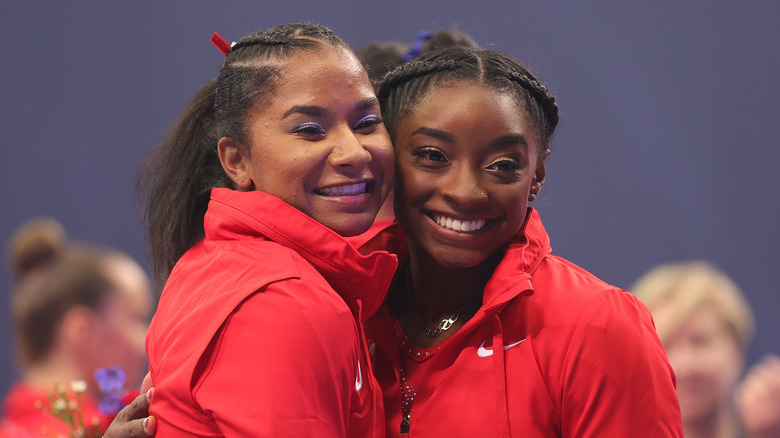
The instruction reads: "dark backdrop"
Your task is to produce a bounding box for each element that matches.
[2,1,778,397]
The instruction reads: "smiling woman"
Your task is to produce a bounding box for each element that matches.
[217,45,391,236]
[363,46,684,437]
[391,83,543,269]
[130,23,397,438]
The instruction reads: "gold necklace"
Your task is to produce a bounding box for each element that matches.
[405,270,481,338]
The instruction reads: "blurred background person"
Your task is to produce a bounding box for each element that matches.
[355,28,479,90]
[735,354,780,438]
[633,260,757,438]
[1,218,152,437]
[355,40,409,90]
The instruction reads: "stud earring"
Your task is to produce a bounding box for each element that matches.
[529,193,537,201]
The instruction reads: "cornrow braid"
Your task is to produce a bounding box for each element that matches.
[503,71,559,132]
[229,35,289,52]
[215,23,350,143]
[379,46,559,153]
[226,22,344,61]
[378,58,462,102]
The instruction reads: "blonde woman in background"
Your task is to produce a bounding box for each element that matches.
[633,260,780,438]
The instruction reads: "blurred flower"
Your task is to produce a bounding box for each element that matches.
[52,398,67,412]
[98,393,125,416]
[70,380,87,393]
[35,365,134,437]
[37,382,101,438]
[94,366,126,394]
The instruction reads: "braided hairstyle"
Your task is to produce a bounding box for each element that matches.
[138,23,350,286]
[378,47,559,155]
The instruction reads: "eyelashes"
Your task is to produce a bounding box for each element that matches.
[292,122,325,135]
[487,159,521,172]
[412,148,447,163]
[354,114,383,130]
[413,147,522,172]
[291,115,383,136]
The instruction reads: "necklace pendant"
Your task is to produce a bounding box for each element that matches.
[401,416,410,433]
[439,314,458,331]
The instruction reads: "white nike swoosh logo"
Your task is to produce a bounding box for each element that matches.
[355,360,363,391]
[477,339,527,358]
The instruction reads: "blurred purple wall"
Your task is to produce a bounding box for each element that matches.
[2,1,778,396]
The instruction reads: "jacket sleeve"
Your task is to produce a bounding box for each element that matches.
[192,278,361,438]
[558,289,683,437]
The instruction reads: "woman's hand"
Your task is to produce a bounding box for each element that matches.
[102,388,157,438]
[736,355,780,438]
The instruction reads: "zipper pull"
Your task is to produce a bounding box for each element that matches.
[400,415,410,434]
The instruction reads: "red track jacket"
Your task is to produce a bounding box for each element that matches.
[365,209,683,437]
[146,188,398,437]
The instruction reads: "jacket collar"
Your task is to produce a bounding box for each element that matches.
[361,208,552,311]
[204,188,398,319]
[482,208,552,309]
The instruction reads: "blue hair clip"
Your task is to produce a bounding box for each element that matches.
[401,30,434,62]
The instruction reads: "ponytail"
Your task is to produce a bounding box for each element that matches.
[137,79,234,286]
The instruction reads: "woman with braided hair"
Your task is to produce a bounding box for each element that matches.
[129,22,395,437]
[106,44,682,437]
[360,46,682,437]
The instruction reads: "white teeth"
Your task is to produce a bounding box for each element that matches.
[319,183,367,196]
[432,213,487,232]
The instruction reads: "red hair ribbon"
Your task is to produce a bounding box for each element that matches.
[210,32,232,55]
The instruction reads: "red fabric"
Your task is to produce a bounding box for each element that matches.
[366,209,683,437]
[146,188,398,438]
[0,382,107,438]
[345,218,396,248]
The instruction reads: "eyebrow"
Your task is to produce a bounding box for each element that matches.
[357,97,380,111]
[282,97,380,119]
[283,105,326,119]
[411,127,456,143]
[411,128,529,148]
[489,134,528,148]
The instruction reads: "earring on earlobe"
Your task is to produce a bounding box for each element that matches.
[529,193,537,201]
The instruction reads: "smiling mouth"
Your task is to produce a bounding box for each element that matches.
[431,212,488,233]
[316,182,369,196]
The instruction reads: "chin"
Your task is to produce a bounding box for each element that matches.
[428,248,493,269]
[326,216,375,237]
